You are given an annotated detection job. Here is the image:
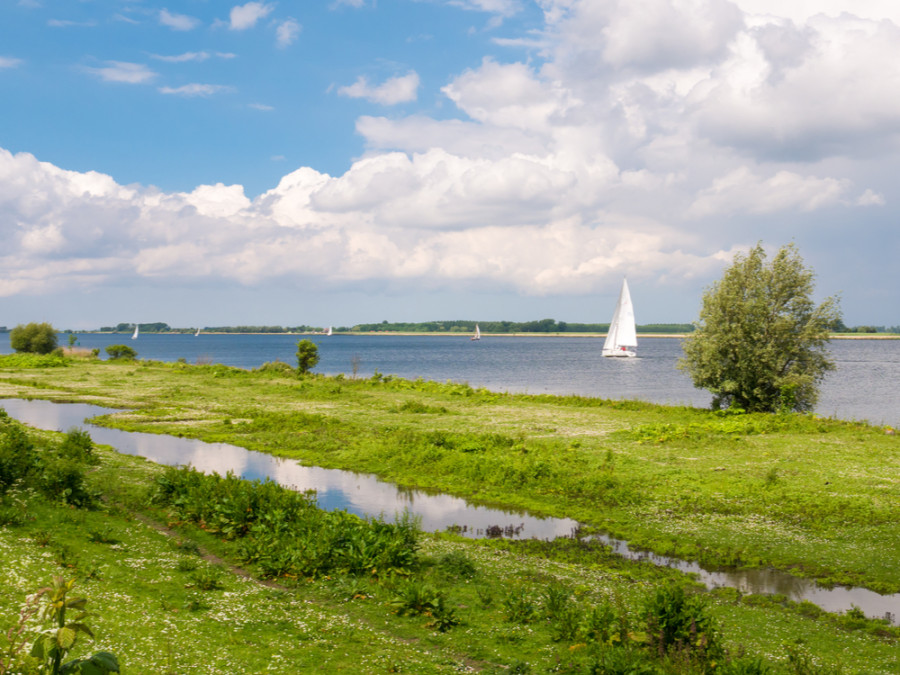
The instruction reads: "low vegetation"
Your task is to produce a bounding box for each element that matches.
[0,356,898,672]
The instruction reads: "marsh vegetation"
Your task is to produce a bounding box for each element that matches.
[0,355,898,673]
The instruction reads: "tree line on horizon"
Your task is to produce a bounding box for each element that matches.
[349,319,695,334]
[93,320,696,334]
[7,319,893,336]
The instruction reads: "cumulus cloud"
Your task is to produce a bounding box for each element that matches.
[276,18,301,47]
[229,2,275,30]
[687,168,849,217]
[338,72,420,105]
[4,0,900,311]
[159,8,200,31]
[84,61,157,84]
[857,189,886,207]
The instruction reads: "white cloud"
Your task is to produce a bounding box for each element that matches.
[442,58,576,131]
[338,72,420,105]
[857,189,886,207]
[692,16,900,160]
[276,18,301,47]
[687,168,848,217]
[85,61,157,84]
[158,83,236,97]
[0,57,23,69]
[447,0,522,18]
[229,2,275,30]
[159,8,200,31]
[5,0,900,317]
[47,19,97,27]
[150,52,211,63]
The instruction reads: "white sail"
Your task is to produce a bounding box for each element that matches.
[326,326,333,336]
[602,279,637,357]
[131,325,139,340]
[471,324,481,341]
[195,327,201,337]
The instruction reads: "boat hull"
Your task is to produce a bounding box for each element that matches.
[602,349,636,358]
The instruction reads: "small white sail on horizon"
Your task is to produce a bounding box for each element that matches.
[195,327,201,337]
[131,325,139,340]
[326,326,333,336]
[602,279,637,358]
[471,324,481,341]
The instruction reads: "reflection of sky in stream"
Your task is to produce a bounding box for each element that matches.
[0,399,577,540]
[2,398,897,624]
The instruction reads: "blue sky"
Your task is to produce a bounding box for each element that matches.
[1,0,899,330]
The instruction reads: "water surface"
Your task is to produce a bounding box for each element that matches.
[5,333,896,426]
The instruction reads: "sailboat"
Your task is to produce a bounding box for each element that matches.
[131,324,139,340]
[471,324,481,341]
[326,326,333,336]
[195,327,201,337]
[602,279,637,357]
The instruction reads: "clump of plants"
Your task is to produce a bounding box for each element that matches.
[0,418,97,507]
[151,467,421,579]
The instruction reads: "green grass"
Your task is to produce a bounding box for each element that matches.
[1,358,899,673]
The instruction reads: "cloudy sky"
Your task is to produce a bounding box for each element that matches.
[1,0,897,330]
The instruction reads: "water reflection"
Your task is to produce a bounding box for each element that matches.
[2,397,897,625]
[0,398,577,540]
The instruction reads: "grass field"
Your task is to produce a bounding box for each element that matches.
[1,354,898,673]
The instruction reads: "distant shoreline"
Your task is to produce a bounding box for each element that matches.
[78,331,899,339]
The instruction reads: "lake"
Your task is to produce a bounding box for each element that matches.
[3,332,898,427]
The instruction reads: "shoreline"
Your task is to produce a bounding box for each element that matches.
[74,331,899,340]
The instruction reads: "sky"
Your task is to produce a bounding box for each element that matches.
[1,0,898,330]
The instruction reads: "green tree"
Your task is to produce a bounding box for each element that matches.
[678,243,840,413]
[9,322,58,354]
[105,345,137,360]
[296,339,320,375]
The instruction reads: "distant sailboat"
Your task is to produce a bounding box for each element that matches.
[131,325,139,340]
[471,324,481,341]
[195,327,201,337]
[602,279,637,358]
[326,326,333,336]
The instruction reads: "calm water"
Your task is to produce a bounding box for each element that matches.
[3,333,898,426]
[2,397,897,624]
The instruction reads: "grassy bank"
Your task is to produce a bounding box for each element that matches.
[1,355,899,673]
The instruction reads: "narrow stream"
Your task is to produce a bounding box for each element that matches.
[2,398,897,625]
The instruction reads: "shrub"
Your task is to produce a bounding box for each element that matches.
[58,428,95,463]
[9,322,58,354]
[105,344,137,360]
[0,423,37,494]
[39,457,93,507]
[642,584,720,662]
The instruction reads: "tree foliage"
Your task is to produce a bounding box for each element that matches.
[295,339,320,374]
[678,243,840,413]
[9,322,58,354]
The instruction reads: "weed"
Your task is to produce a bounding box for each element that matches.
[176,558,199,573]
[191,566,226,591]
[503,587,538,624]
[435,550,478,580]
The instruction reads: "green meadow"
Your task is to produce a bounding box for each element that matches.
[1,354,898,674]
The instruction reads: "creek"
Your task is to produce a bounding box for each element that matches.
[2,397,897,625]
